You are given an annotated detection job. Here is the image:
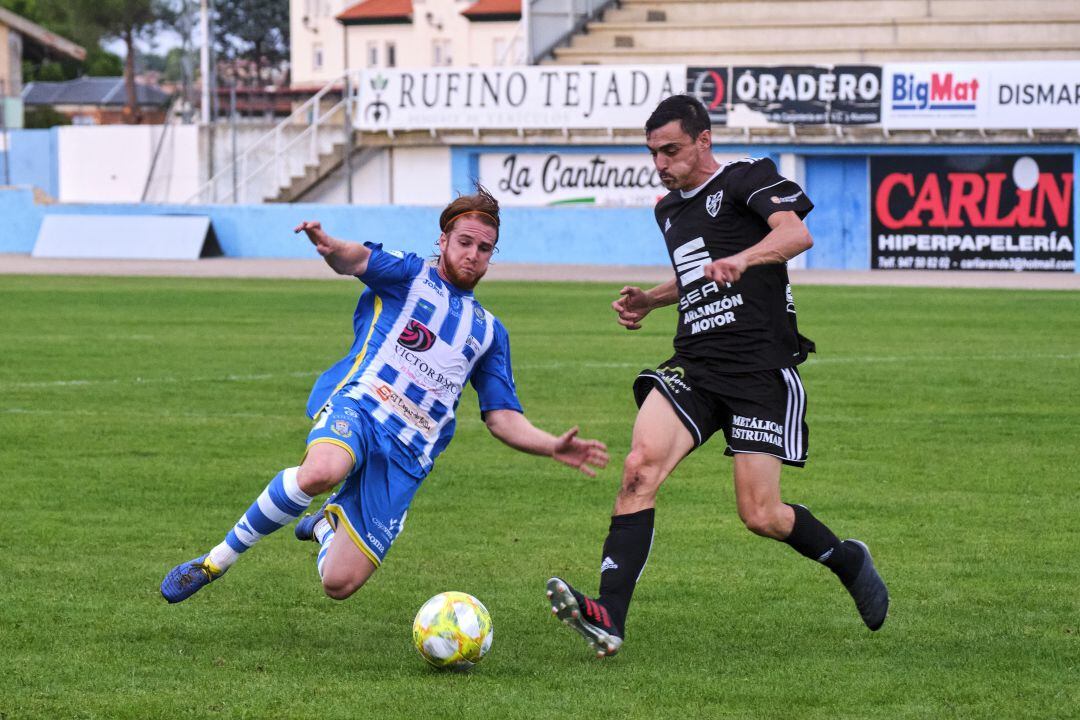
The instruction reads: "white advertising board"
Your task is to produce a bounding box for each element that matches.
[881,62,1080,130]
[478,151,748,206]
[352,65,685,130]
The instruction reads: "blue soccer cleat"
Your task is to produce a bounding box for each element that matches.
[160,554,226,603]
[295,492,337,542]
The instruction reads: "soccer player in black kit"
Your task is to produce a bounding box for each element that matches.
[546,94,889,657]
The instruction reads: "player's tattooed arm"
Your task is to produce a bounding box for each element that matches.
[704,211,812,285]
[483,410,610,478]
[294,220,373,276]
[612,277,677,330]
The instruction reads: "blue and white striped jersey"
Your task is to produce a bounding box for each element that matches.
[306,244,522,472]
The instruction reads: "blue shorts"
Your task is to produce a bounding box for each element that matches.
[306,396,427,567]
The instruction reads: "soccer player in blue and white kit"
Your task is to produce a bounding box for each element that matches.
[161,187,609,603]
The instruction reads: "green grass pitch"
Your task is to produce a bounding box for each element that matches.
[0,275,1077,719]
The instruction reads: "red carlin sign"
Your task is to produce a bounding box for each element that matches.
[871,154,1074,271]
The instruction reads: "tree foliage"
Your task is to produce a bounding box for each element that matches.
[213,0,289,82]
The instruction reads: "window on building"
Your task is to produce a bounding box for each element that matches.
[313,42,324,70]
[367,41,379,68]
[432,39,452,66]
[386,41,397,68]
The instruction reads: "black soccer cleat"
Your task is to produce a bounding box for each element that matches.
[841,539,889,631]
[546,577,623,657]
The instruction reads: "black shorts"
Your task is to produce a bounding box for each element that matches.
[633,356,809,467]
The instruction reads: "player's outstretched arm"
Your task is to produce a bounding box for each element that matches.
[294,220,372,276]
[612,277,678,330]
[704,211,812,285]
[484,410,609,478]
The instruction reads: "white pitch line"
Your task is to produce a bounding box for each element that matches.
[0,371,317,390]
[1,353,1076,391]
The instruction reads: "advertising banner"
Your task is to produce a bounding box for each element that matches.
[686,66,729,125]
[870,154,1075,272]
[728,65,881,126]
[881,62,1080,129]
[353,65,685,130]
[478,151,747,206]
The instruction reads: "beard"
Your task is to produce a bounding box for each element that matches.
[440,257,486,290]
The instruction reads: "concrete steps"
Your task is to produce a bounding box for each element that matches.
[607,0,1074,23]
[570,16,1080,51]
[549,0,1080,64]
[270,142,346,203]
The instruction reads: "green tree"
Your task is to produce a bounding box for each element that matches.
[83,47,124,77]
[161,46,186,82]
[214,0,289,84]
[70,0,164,122]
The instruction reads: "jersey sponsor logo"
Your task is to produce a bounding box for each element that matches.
[673,237,711,285]
[465,335,482,356]
[731,414,784,448]
[785,284,797,314]
[682,292,744,335]
[657,365,692,394]
[392,344,462,397]
[448,294,462,316]
[397,319,436,352]
[374,383,437,437]
[386,249,405,258]
[706,189,724,217]
[771,191,803,204]
[678,280,731,310]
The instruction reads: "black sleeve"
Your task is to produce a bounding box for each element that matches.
[728,158,814,221]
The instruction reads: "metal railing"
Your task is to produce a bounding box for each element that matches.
[525,0,619,64]
[186,75,347,204]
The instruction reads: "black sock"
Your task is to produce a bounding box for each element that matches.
[783,503,863,585]
[596,508,655,635]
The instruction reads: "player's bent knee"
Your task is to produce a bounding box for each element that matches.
[297,453,351,495]
[321,572,368,600]
[618,450,664,507]
[738,506,786,539]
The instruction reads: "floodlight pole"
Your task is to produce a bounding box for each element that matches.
[1,103,10,186]
[522,0,532,64]
[230,77,238,203]
[344,73,354,204]
[200,0,211,124]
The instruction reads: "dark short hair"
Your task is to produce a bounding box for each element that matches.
[439,184,500,243]
[645,94,711,139]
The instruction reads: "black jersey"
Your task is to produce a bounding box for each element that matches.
[653,157,815,371]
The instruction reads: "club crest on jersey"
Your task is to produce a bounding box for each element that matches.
[331,420,352,438]
[706,189,724,217]
[398,319,435,352]
[448,294,462,317]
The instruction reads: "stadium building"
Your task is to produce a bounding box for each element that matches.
[0,0,1077,274]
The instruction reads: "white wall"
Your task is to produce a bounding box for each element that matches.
[303,145,451,206]
[57,125,200,203]
[391,146,451,204]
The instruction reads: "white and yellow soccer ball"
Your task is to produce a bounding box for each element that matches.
[412,591,493,670]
